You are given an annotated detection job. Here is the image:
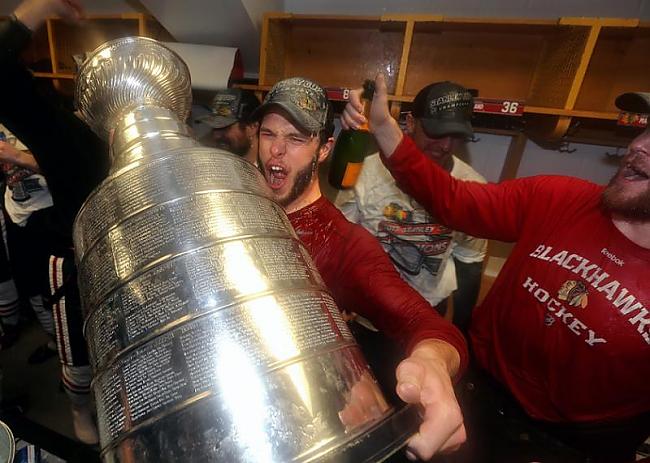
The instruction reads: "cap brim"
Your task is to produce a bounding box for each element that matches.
[195,114,238,129]
[252,101,322,134]
[615,92,650,114]
[420,118,473,138]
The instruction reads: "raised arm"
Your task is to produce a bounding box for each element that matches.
[341,74,542,243]
[341,73,404,158]
[0,0,109,231]
[13,0,83,32]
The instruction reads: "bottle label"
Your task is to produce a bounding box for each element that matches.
[359,99,371,131]
[341,162,363,188]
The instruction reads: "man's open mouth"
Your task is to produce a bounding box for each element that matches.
[622,163,649,181]
[268,164,287,189]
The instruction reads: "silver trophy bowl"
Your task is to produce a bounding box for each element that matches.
[75,36,192,139]
[74,37,417,462]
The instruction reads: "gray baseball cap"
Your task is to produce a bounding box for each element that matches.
[615,92,650,114]
[412,81,474,138]
[196,89,260,129]
[253,77,333,135]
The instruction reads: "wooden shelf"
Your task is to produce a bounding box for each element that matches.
[258,13,648,141]
[24,13,174,85]
[49,17,138,74]
[574,23,650,113]
[260,13,407,93]
[443,17,558,26]
[524,106,619,120]
[566,109,619,120]
[405,19,591,106]
[234,83,619,122]
[32,72,74,79]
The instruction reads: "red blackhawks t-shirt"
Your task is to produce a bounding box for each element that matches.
[384,135,650,424]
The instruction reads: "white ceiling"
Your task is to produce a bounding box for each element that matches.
[139,0,282,76]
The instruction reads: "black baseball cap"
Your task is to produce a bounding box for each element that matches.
[615,92,650,114]
[412,81,474,138]
[196,89,260,129]
[252,77,334,136]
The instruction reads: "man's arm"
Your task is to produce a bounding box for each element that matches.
[341,74,542,243]
[341,74,404,158]
[0,141,41,172]
[13,0,83,32]
[0,0,109,230]
[334,225,468,460]
[1,0,82,62]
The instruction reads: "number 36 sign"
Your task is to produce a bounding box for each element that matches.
[474,99,525,116]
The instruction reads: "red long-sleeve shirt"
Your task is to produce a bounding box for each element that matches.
[383,135,650,424]
[288,196,468,374]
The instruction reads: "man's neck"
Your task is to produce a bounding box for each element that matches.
[612,215,650,249]
[285,181,322,215]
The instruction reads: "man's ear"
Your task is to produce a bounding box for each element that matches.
[405,113,416,135]
[318,137,335,164]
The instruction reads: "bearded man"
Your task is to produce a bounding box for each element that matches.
[196,88,260,165]
[255,77,471,461]
[343,80,650,463]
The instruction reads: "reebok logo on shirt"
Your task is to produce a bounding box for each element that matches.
[601,248,624,267]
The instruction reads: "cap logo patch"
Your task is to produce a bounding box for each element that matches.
[428,91,473,114]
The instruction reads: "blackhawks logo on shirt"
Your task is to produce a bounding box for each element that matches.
[558,279,589,308]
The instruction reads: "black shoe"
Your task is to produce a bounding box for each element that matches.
[27,343,57,364]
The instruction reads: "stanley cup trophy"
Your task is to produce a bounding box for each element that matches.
[73,37,418,462]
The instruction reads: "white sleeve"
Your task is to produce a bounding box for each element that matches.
[452,233,488,263]
[450,156,488,263]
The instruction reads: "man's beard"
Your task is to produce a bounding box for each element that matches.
[276,153,319,209]
[601,175,650,220]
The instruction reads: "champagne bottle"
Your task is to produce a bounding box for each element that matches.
[328,80,376,189]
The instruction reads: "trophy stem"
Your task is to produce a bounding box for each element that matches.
[110,106,197,172]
